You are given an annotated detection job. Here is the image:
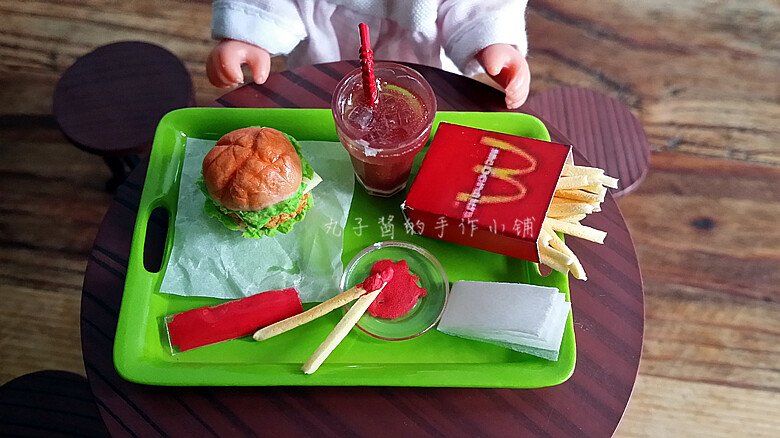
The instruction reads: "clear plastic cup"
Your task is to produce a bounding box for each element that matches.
[331,62,437,197]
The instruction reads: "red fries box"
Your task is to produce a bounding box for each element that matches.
[402,123,572,263]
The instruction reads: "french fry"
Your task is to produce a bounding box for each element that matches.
[544,217,607,244]
[538,162,615,280]
[537,226,553,246]
[539,228,582,279]
[555,213,587,223]
[542,225,571,256]
[554,189,602,204]
[555,175,589,190]
[547,203,595,218]
[550,196,583,206]
[568,263,587,281]
[595,174,619,189]
[580,183,608,197]
[562,163,605,178]
[302,288,381,374]
[539,243,574,267]
[539,249,570,276]
[253,284,369,341]
[538,226,554,244]
[543,224,587,281]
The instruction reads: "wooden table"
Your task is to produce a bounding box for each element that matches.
[81,61,644,437]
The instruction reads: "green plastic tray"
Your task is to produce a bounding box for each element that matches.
[114,108,576,388]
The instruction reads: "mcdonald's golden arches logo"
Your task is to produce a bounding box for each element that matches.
[459,136,538,218]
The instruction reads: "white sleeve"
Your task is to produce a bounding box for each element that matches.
[437,0,529,76]
[211,0,308,56]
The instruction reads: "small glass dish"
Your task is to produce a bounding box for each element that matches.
[340,241,449,341]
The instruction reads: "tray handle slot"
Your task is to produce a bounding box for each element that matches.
[141,205,171,273]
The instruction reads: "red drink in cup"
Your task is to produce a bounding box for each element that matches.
[332,62,437,197]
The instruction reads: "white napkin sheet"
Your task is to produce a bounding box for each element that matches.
[437,281,571,360]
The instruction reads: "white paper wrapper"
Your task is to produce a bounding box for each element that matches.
[159,138,355,303]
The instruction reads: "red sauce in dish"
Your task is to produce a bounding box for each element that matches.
[366,259,427,319]
[359,266,394,292]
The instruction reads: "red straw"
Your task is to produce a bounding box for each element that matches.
[358,23,378,106]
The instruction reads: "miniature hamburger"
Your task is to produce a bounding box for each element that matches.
[197,127,320,238]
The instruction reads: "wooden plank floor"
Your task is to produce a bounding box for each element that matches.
[1,0,778,436]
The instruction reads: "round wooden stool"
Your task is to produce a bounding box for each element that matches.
[527,86,651,197]
[0,370,109,437]
[53,41,194,191]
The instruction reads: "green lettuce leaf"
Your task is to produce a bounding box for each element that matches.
[285,133,314,180]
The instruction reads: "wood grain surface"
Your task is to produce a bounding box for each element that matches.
[1,0,778,437]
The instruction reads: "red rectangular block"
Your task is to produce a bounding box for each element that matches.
[166,288,303,352]
[402,123,571,262]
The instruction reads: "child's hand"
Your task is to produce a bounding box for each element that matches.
[476,44,531,109]
[207,39,271,88]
